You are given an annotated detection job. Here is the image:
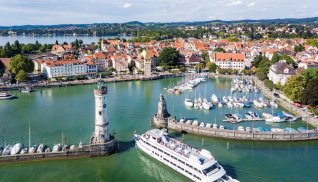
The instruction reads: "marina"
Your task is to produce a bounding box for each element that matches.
[154,94,318,141]
[1,77,318,182]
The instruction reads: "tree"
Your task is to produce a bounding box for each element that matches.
[264,79,274,91]
[206,62,217,73]
[302,79,318,106]
[15,70,28,82]
[8,54,34,76]
[271,52,280,64]
[0,60,5,76]
[55,40,59,45]
[294,44,305,53]
[280,54,295,66]
[3,42,13,57]
[302,68,318,82]
[283,75,306,102]
[201,51,210,63]
[195,63,205,72]
[214,47,225,53]
[12,40,22,55]
[256,67,268,81]
[71,39,80,49]
[159,47,181,68]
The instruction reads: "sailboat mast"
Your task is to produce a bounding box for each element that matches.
[29,122,31,148]
[61,131,64,146]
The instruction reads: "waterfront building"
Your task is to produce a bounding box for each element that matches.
[267,60,296,85]
[91,80,110,143]
[42,59,88,78]
[210,52,245,71]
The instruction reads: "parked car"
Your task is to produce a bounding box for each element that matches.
[293,102,302,108]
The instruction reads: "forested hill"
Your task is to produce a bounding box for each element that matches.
[0,17,317,36]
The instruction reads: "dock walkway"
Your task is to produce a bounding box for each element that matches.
[168,120,318,141]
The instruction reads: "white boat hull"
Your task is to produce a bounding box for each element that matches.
[134,135,234,182]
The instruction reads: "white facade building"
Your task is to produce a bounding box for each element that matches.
[268,60,296,85]
[42,60,97,78]
[210,52,246,71]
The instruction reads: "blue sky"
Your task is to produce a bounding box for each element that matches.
[0,0,317,26]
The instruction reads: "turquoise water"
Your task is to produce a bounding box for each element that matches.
[0,78,317,182]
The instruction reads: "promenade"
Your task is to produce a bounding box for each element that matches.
[0,72,179,90]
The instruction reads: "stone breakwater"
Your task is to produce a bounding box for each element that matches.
[0,139,117,164]
[153,94,318,142]
[166,120,318,141]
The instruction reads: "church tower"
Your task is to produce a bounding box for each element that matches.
[91,80,109,144]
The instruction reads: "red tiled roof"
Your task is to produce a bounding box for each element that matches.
[45,59,82,67]
[0,58,10,68]
[212,52,245,62]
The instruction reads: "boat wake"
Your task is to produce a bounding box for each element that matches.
[136,150,187,182]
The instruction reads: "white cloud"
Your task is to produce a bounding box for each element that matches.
[247,2,256,7]
[123,3,132,8]
[227,1,242,6]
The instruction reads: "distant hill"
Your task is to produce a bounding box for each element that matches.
[0,17,317,30]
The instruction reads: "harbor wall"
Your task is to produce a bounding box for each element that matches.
[0,139,117,164]
[0,73,181,91]
[167,120,318,141]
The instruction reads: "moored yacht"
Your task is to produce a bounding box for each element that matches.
[37,143,45,153]
[185,99,194,107]
[10,143,23,155]
[28,145,37,154]
[134,129,238,182]
[211,94,219,103]
[2,145,13,156]
[0,91,16,100]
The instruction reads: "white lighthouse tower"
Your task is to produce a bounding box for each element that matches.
[91,80,110,144]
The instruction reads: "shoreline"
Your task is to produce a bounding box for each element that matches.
[3,72,316,127]
[0,73,182,91]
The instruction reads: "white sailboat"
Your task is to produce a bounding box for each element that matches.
[10,143,22,155]
[184,98,194,107]
[211,94,219,103]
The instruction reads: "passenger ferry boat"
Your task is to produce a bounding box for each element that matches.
[134,129,238,182]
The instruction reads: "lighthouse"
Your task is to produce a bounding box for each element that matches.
[91,80,110,144]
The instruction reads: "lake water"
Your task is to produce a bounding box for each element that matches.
[0,35,133,46]
[0,78,317,182]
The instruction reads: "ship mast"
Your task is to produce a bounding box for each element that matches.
[28,122,31,148]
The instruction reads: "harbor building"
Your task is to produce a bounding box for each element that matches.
[210,52,246,71]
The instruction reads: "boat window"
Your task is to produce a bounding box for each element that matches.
[202,164,218,175]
